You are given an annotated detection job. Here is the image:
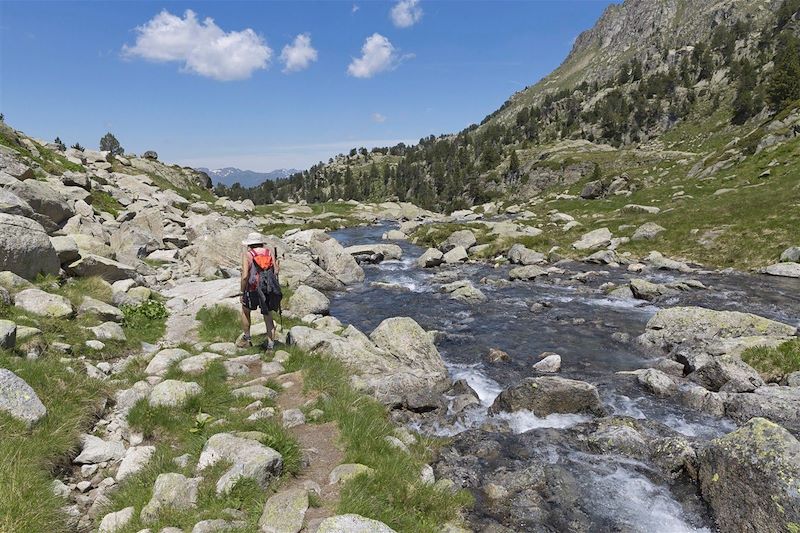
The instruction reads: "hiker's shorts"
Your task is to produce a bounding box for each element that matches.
[243,290,270,315]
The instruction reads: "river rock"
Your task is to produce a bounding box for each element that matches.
[417,248,443,268]
[488,376,606,417]
[532,353,562,373]
[258,488,308,533]
[629,279,676,301]
[780,246,800,262]
[485,348,511,363]
[383,229,407,241]
[98,506,134,533]
[763,262,800,278]
[638,306,796,357]
[316,514,396,533]
[345,243,403,261]
[441,229,476,252]
[74,434,125,464]
[443,246,468,263]
[509,265,548,280]
[631,222,665,241]
[287,285,330,317]
[0,214,60,280]
[441,280,486,303]
[309,237,364,285]
[140,473,200,523]
[196,432,283,494]
[148,380,201,408]
[636,368,677,397]
[14,288,74,318]
[588,423,647,458]
[571,228,612,250]
[689,356,764,393]
[698,418,800,532]
[507,244,546,265]
[0,368,46,426]
[645,251,692,273]
[724,386,800,434]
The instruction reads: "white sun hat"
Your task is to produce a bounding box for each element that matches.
[242,232,265,246]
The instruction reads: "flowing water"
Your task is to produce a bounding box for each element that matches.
[327,222,800,532]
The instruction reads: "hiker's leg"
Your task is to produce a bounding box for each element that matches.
[240,305,251,337]
[264,311,275,340]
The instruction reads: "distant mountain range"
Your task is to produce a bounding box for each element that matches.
[196,167,299,187]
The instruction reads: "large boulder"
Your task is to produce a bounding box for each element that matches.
[148,380,201,408]
[638,307,797,356]
[441,230,476,252]
[287,285,330,317]
[580,180,605,199]
[140,473,200,523]
[289,318,449,406]
[689,356,764,393]
[67,254,138,282]
[632,222,665,241]
[780,246,800,263]
[507,244,546,265]
[488,376,606,417]
[0,213,60,280]
[196,432,283,495]
[571,228,612,250]
[416,248,443,268]
[258,488,309,533]
[344,244,403,262]
[0,189,35,218]
[316,514,396,533]
[0,320,15,349]
[280,256,344,291]
[310,238,364,285]
[509,265,548,281]
[629,278,677,301]
[5,178,74,229]
[442,245,468,264]
[369,317,448,380]
[763,262,800,278]
[0,369,47,427]
[50,235,80,265]
[724,386,800,435]
[698,418,800,532]
[14,288,74,318]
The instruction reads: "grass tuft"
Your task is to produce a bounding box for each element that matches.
[742,339,800,377]
[196,305,241,343]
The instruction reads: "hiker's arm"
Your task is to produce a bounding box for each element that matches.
[240,251,249,295]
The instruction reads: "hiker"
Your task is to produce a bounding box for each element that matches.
[237,232,281,349]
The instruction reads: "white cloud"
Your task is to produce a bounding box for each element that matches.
[352,4,360,13]
[280,33,318,73]
[371,112,387,123]
[390,0,423,28]
[122,9,271,81]
[347,33,405,78]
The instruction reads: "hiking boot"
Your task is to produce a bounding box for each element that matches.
[261,339,275,351]
[235,334,252,348]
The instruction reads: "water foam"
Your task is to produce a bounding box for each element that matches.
[495,410,592,433]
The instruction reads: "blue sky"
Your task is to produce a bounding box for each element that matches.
[1,1,615,171]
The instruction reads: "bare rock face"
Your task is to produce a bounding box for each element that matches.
[287,284,330,317]
[0,213,60,280]
[698,418,800,533]
[488,376,606,417]
[310,237,365,285]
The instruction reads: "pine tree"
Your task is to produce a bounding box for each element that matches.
[768,32,800,110]
[732,60,759,124]
[507,150,520,181]
[99,132,124,156]
[54,137,66,150]
[71,142,84,151]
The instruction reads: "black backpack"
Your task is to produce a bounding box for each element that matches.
[252,248,283,314]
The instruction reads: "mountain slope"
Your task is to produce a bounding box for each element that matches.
[197,167,299,187]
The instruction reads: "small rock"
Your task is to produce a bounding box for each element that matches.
[532,353,562,373]
[74,434,125,464]
[140,473,200,523]
[98,507,134,533]
[258,488,309,533]
[485,348,511,363]
[282,408,305,428]
[315,514,396,533]
[329,463,375,485]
